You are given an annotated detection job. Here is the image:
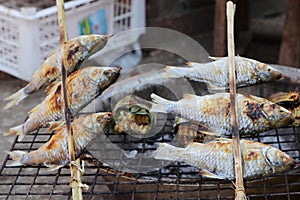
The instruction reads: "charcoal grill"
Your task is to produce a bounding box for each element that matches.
[1,67,300,200]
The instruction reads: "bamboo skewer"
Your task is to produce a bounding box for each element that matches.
[56,0,84,199]
[226,1,247,200]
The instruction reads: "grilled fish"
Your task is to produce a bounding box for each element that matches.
[6,112,113,170]
[3,34,109,110]
[150,93,294,136]
[154,139,296,180]
[164,56,282,91]
[3,66,121,141]
[269,91,300,127]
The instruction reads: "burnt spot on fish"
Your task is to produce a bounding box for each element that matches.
[244,151,261,161]
[45,133,64,151]
[245,101,267,121]
[212,141,232,153]
[55,84,61,94]
[44,66,59,78]
[48,85,62,111]
[67,45,80,60]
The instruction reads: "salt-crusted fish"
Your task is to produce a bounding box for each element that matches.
[150,93,294,136]
[154,139,296,180]
[164,56,282,91]
[6,112,113,170]
[3,34,109,109]
[3,66,121,141]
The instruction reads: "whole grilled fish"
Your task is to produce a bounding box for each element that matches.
[150,93,294,136]
[6,112,112,170]
[164,56,282,91]
[154,139,296,180]
[3,34,109,110]
[3,66,121,141]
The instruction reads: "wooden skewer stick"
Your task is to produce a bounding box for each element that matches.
[226,1,247,200]
[56,0,84,199]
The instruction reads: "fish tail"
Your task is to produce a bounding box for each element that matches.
[3,124,25,141]
[154,143,183,161]
[5,150,26,166]
[3,88,28,110]
[150,93,170,113]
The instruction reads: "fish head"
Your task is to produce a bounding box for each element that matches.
[245,98,294,129]
[83,112,113,133]
[78,34,109,56]
[263,102,294,128]
[64,35,109,67]
[89,67,121,89]
[264,146,296,172]
[247,58,282,82]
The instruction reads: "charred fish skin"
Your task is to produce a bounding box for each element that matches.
[3,34,109,110]
[164,56,282,90]
[154,139,296,180]
[6,112,113,168]
[150,93,294,136]
[3,66,121,141]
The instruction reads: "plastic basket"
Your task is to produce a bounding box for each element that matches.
[0,0,145,81]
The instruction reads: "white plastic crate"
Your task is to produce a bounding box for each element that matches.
[0,0,145,81]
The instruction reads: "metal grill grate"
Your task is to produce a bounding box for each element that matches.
[1,121,300,199]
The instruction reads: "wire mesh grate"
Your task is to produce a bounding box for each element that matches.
[1,123,300,199]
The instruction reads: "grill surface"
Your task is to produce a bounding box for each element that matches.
[1,120,300,200]
[1,77,300,199]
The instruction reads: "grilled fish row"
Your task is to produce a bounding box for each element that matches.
[3,66,121,141]
[3,34,109,110]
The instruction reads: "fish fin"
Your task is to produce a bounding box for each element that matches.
[198,129,221,136]
[3,124,25,141]
[154,143,183,161]
[186,62,195,66]
[150,93,170,113]
[182,93,198,100]
[163,66,185,78]
[240,92,266,103]
[47,121,65,132]
[200,169,224,179]
[215,138,231,141]
[208,56,224,61]
[206,82,227,93]
[3,88,28,110]
[197,123,221,136]
[44,163,65,171]
[5,150,26,166]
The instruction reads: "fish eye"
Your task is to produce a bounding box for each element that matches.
[270,104,276,109]
[103,70,111,76]
[96,116,103,122]
[282,157,287,163]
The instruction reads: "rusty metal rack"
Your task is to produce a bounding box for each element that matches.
[1,118,300,200]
